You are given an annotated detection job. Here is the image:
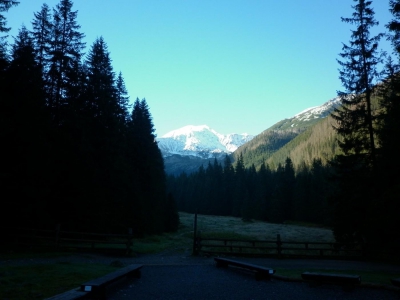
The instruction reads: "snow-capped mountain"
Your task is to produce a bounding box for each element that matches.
[291,96,342,123]
[157,125,253,159]
[269,96,342,131]
[159,96,342,175]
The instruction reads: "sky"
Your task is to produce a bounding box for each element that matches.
[4,0,394,137]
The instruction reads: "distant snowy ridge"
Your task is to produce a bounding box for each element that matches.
[157,125,254,158]
[291,96,342,122]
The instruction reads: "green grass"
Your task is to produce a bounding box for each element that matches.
[0,250,72,261]
[2,212,399,299]
[199,231,258,240]
[0,263,119,300]
[274,268,400,286]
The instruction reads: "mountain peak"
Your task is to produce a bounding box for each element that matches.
[157,125,253,158]
[162,125,213,138]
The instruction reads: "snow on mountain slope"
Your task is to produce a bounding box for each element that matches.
[157,125,254,158]
[291,96,342,122]
[269,96,342,131]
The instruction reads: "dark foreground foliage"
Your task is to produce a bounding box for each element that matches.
[0,0,179,235]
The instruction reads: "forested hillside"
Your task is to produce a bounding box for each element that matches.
[168,0,400,256]
[0,0,179,235]
[233,129,299,169]
[233,97,341,170]
[265,115,339,169]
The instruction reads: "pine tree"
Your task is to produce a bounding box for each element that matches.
[1,25,50,228]
[330,0,384,245]
[85,37,117,122]
[0,0,19,33]
[0,0,19,70]
[31,4,52,72]
[128,98,167,234]
[47,0,85,123]
[379,1,400,186]
[387,0,400,56]
[115,71,130,124]
[333,0,383,169]
[369,0,400,252]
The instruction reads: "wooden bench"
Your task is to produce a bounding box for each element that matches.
[391,278,400,287]
[46,264,143,299]
[214,257,275,280]
[301,272,360,290]
[44,288,88,300]
[80,264,143,298]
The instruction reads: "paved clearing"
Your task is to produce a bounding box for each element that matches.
[106,263,400,300]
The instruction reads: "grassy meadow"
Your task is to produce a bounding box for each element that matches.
[2,213,399,299]
[129,212,334,255]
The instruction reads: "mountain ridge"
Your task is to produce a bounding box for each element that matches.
[160,96,342,175]
[234,96,342,169]
[157,125,254,159]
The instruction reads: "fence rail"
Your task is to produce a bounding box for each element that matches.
[194,233,364,259]
[2,226,134,255]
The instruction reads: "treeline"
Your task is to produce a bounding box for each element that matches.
[329,0,400,254]
[234,130,299,170]
[0,0,179,234]
[167,155,333,225]
[170,0,400,257]
[265,115,339,169]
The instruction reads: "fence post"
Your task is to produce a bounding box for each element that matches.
[276,234,282,259]
[192,212,198,256]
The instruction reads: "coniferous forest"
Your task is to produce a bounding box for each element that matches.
[168,0,400,255]
[0,0,179,235]
[2,0,400,256]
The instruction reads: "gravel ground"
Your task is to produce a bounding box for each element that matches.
[106,264,400,300]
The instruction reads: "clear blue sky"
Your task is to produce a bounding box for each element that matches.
[5,0,393,137]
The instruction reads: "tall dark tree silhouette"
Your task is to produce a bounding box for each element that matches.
[128,98,167,234]
[0,0,19,33]
[0,0,19,75]
[115,71,130,124]
[47,0,85,123]
[31,4,52,73]
[333,0,383,169]
[1,25,50,228]
[368,0,400,252]
[331,0,384,245]
[85,37,117,121]
[380,0,400,184]
[387,0,400,56]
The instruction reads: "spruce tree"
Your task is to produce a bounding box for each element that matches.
[0,0,19,33]
[333,0,383,169]
[369,0,400,252]
[85,37,117,122]
[2,25,50,228]
[128,98,167,234]
[47,0,85,123]
[0,0,18,70]
[387,0,400,56]
[31,4,52,73]
[115,71,130,124]
[331,0,384,245]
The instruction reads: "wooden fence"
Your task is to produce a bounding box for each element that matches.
[193,233,365,259]
[2,226,134,255]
